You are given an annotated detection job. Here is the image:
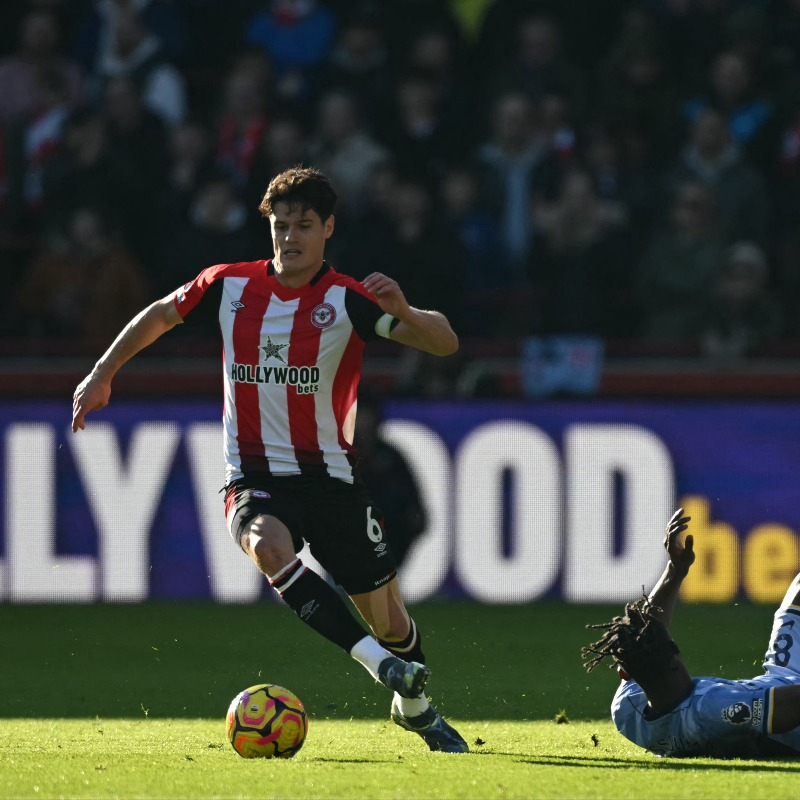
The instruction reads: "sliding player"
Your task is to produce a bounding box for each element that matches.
[583,509,800,757]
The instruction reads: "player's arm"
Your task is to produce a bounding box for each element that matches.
[647,508,695,630]
[72,295,183,432]
[362,272,458,356]
[770,685,800,733]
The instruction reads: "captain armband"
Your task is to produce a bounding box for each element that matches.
[375,313,400,339]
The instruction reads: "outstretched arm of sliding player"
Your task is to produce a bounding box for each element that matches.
[71,295,183,432]
[647,508,695,630]
[362,272,458,356]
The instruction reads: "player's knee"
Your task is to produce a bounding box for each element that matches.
[245,517,295,575]
[372,617,411,643]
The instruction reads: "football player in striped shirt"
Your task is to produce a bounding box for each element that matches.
[583,509,800,758]
[72,166,468,752]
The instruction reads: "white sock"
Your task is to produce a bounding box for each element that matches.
[350,635,392,681]
[395,692,430,718]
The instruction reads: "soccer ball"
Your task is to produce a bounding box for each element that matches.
[226,683,308,759]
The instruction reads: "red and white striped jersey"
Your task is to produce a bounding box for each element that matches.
[172,260,395,483]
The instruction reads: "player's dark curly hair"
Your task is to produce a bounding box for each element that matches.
[581,596,681,680]
[259,165,337,221]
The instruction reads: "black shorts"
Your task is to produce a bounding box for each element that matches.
[224,475,397,595]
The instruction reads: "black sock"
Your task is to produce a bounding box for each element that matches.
[270,559,366,652]
[379,618,425,664]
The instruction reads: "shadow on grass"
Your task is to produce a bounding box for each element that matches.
[474,751,800,772]
[311,757,401,764]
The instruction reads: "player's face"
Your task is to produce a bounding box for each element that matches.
[269,202,334,287]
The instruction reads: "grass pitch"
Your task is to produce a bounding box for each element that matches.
[2,601,798,799]
[3,719,799,800]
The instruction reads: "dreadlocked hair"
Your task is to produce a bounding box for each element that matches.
[581,595,680,679]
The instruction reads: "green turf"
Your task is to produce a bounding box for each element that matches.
[0,600,776,720]
[2,718,799,800]
[1,601,794,799]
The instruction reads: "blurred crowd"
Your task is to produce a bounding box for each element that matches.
[2,0,800,363]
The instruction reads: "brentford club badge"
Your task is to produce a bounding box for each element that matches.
[311,303,336,329]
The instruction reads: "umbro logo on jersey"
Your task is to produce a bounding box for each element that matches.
[311,302,336,329]
[231,300,245,312]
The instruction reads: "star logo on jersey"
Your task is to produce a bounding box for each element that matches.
[260,336,288,363]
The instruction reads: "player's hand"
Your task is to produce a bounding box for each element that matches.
[362,272,411,319]
[72,373,111,432]
[664,507,694,577]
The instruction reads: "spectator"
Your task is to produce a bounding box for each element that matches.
[13,204,151,341]
[71,0,187,74]
[102,74,169,263]
[539,91,577,165]
[318,8,393,123]
[40,108,138,241]
[334,159,399,278]
[306,89,389,220]
[20,66,71,222]
[380,0,462,60]
[723,3,793,106]
[481,13,586,125]
[224,44,274,95]
[377,68,464,181]
[596,7,683,162]
[365,176,463,328]
[439,163,514,335]
[87,5,187,128]
[475,0,627,74]
[160,174,261,293]
[214,62,270,189]
[636,180,727,343]
[181,0,265,75]
[103,74,168,185]
[698,240,785,359]
[683,50,774,168]
[0,9,84,126]
[534,167,632,337]
[582,123,660,257]
[243,0,336,106]
[664,106,769,247]
[404,27,471,138]
[246,113,308,215]
[162,117,217,227]
[475,90,564,279]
